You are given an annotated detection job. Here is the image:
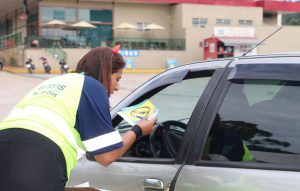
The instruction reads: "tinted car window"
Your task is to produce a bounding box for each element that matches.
[203,80,300,165]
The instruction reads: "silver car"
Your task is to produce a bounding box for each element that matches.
[69,53,300,191]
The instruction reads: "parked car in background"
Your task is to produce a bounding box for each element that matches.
[69,53,300,191]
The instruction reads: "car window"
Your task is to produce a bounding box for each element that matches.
[116,74,213,159]
[202,79,300,165]
[116,76,212,128]
[150,77,211,123]
[243,80,284,105]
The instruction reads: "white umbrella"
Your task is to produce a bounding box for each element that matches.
[71,21,97,29]
[145,23,165,43]
[43,20,66,29]
[114,22,137,29]
[114,22,137,39]
[145,23,165,30]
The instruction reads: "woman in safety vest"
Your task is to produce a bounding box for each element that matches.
[0,45,157,191]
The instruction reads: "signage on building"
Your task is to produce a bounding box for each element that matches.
[125,59,135,69]
[214,27,255,38]
[166,59,177,69]
[118,49,139,57]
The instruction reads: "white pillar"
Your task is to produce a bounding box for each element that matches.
[277,11,282,26]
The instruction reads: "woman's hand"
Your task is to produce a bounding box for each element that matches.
[137,117,157,136]
[95,117,157,166]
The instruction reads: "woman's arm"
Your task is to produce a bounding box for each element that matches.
[94,117,157,166]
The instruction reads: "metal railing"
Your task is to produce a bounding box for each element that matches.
[0,32,22,50]
[24,35,185,50]
[45,47,67,61]
[113,37,185,50]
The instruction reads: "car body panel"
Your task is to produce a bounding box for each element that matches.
[175,165,300,191]
[70,159,180,190]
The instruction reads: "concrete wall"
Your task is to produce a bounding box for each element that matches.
[170,4,185,39]
[0,46,24,67]
[24,48,188,70]
[182,4,263,27]
[113,3,171,39]
[62,48,186,70]
[185,26,215,63]
[63,48,90,69]
[255,26,300,54]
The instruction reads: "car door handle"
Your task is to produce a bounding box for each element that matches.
[143,178,164,190]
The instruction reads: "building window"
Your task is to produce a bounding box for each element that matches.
[282,13,300,26]
[65,9,76,22]
[216,18,231,25]
[239,19,253,25]
[41,7,53,21]
[137,22,150,31]
[192,18,207,27]
[53,9,65,20]
[41,7,76,22]
[78,9,112,23]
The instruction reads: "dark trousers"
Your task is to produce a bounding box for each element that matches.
[0,128,67,191]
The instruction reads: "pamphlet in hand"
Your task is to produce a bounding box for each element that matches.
[117,99,158,126]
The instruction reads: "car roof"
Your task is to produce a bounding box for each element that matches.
[230,53,300,67]
[169,52,300,73]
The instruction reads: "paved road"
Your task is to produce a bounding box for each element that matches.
[0,71,156,120]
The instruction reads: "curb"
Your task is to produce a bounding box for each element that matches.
[1,66,165,74]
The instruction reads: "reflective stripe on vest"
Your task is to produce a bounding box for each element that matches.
[10,106,86,158]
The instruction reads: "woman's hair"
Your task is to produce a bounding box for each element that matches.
[75,46,125,95]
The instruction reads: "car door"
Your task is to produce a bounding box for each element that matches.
[68,60,230,191]
[174,58,300,191]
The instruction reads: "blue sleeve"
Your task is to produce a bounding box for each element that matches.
[75,76,123,155]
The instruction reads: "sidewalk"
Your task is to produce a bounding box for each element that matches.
[2,65,164,74]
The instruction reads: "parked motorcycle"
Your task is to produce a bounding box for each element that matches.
[59,59,69,74]
[40,57,51,74]
[25,58,35,74]
[0,58,4,70]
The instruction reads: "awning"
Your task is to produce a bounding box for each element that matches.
[219,38,261,46]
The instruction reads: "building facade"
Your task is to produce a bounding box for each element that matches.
[1,0,300,70]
